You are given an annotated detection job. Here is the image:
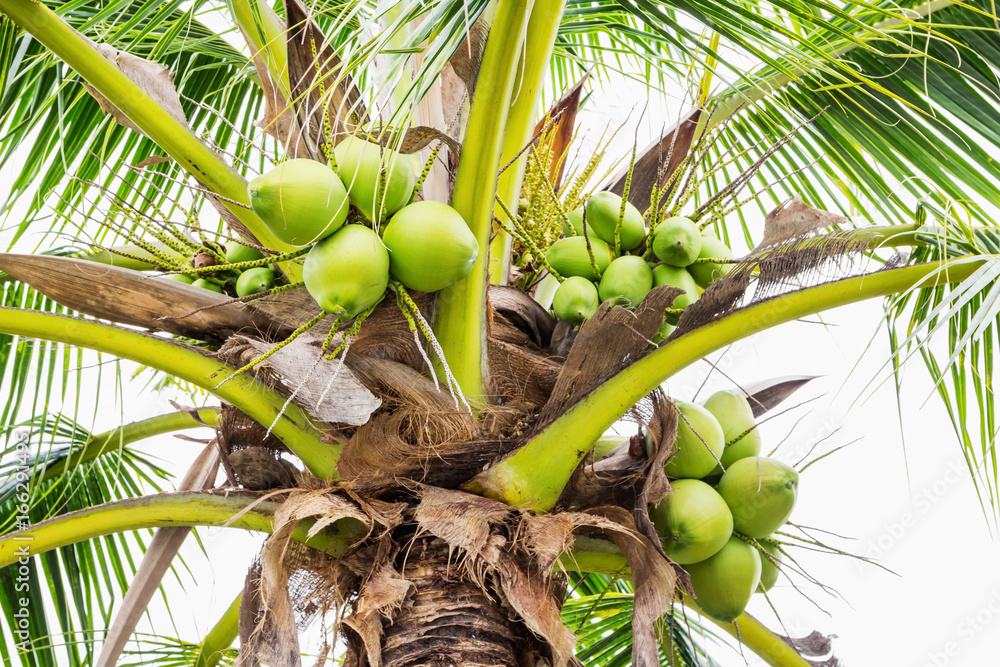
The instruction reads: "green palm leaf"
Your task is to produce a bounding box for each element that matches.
[0,420,176,667]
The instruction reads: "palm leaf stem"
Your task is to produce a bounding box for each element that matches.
[72,244,187,271]
[193,592,241,667]
[432,0,532,399]
[34,408,220,487]
[0,308,338,479]
[475,255,991,511]
[0,492,368,566]
[0,0,293,252]
[228,0,289,95]
[680,594,810,667]
[488,0,567,285]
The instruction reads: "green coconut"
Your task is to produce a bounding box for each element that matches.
[165,273,194,284]
[192,278,223,293]
[552,276,600,325]
[225,243,265,265]
[651,264,699,324]
[381,201,478,292]
[703,390,762,470]
[663,401,725,479]
[236,267,276,297]
[303,224,390,319]
[650,479,734,565]
[652,217,702,267]
[598,256,653,308]
[248,158,350,246]
[717,457,799,538]
[592,434,630,460]
[334,136,417,221]
[686,536,762,622]
[585,192,646,251]
[756,539,781,593]
[688,234,735,288]
[652,320,675,344]
[546,236,615,281]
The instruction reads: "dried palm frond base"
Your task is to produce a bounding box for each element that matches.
[236,482,680,667]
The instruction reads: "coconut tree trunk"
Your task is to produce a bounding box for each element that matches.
[366,537,543,667]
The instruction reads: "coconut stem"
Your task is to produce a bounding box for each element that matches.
[412,146,440,200]
[323,303,377,360]
[726,423,758,448]
[165,246,309,277]
[615,145,638,256]
[395,282,469,412]
[111,202,195,260]
[216,311,327,388]
[493,195,562,281]
[581,207,603,280]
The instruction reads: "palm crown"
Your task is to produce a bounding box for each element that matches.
[1,0,999,665]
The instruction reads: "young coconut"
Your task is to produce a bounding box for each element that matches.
[703,389,762,469]
[562,207,584,236]
[236,267,276,297]
[652,216,702,267]
[685,536,762,622]
[584,192,646,251]
[303,224,390,319]
[652,264,699,324]
[225,243,266,265]
[598,255,653,308]
[552,276,600,325]
[192,278,223,293]
[248,158,350,246]
[164,273,194,284]
[663,401,725,479]
[756,539,782,593]
[688,233,735,288]
[334,135,418,221]
[650,478,734,565]
[717,457,799,538]
[381,201,478,292]
[652,320,675,344]
[545,236,615,281]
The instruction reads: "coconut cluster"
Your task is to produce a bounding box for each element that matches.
[545,193,735,334]
[245,141,479,320]
[648,390,798,622]
[166,242,278,297]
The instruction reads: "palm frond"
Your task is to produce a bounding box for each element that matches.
[885,211,1000,526]
[564,572,716,667]
[0,410,183,667]
[0,0,266,252]
[0,268,87,443]
[696,2,1000,233]
[118,633,237,666]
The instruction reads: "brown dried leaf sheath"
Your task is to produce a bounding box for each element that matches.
[537,286,681,426]
[757,195,849,250]
[604,106,703,212]
[285,0,367,157]
[532,73,588,191]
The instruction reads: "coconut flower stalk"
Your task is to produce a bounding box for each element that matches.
[2,0,1000,666]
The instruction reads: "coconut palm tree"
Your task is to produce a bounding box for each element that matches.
[1,0,999,665]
